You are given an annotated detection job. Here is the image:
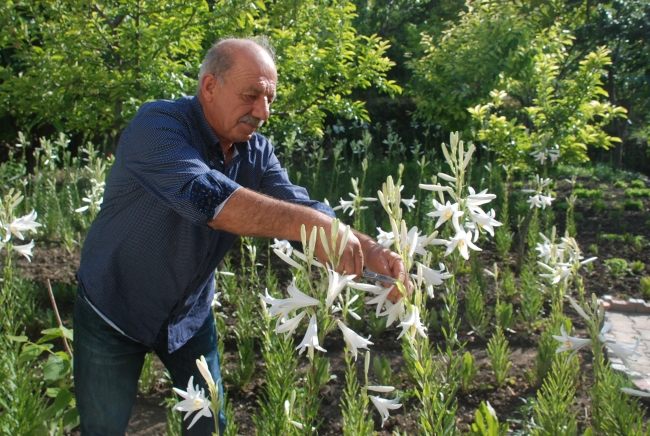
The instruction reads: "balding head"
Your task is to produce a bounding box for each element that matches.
[197,37,276,95]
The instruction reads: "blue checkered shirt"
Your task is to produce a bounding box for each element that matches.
[77,96,333,352]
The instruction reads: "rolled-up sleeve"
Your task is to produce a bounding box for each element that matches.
[120,105,240,225]
[259,145,335,218]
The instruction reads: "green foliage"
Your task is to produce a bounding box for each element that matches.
[640,277,650,299]
[494,301,514,332]
[625,188,650,198]
[373,355,396,388]
[605,258,629,278]
[614,180,628,189]
[1,0,205,140]
[519,264,544,331]
[591,359,647,436]
[465,277,490,338]
[623,199,644,211]
[531,354,579,436]
[341,354,374,436]
[0,0,400,144]
[574,188,604,199]
[500,268,516,302]
[254,325,299,435]
[630,179,646,189]
[630,261,645,275]
[591,198,608,214]
[468,25,627,169]
[138,352,158,395]
[486,328,511,389]
[408,0,534,131]
[468,402,509,436]
[460,351,478,393]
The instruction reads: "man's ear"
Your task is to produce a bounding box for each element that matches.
[201,74,218,102]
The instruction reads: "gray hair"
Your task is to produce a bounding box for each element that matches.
[196,36,276,95]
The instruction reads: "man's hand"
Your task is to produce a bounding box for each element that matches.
[355,232,412,302]
[313,228,364,279]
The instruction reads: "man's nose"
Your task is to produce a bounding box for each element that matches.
[252,96,271,121]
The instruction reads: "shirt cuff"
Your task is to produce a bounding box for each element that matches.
[211,186,241,220]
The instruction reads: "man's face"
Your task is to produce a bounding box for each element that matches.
[201,49,277,147]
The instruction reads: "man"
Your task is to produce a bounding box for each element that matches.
[74,37,406,435]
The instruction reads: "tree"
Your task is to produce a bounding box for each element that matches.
[0,0,400,148]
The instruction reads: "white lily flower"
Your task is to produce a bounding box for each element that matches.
[419,184,453,193]
[276,310,308,336]
[466,187,496,212]
[427,200,463,229]
[347,281,383,293]
[258,283,320,318]
[273,249,306,272]
[437,172,457,183]
[367,285,394,316]
[378,299,405,328]
[337,320,373,360]
[604,338,642,368]
[531,149,548,165]
[567,296,590,321]
[332,197,355,214]
[271,238,293,256]
[211,292,222,308]
[553,325,592,359]
[292,250,324,268]
[3,210,42,242]
[527,194,543,209]
[468,208,502,237]
[538,261,572,284]
[399,225,428,261]
[418,262,452,296]
[549,149,560,163]
[621,388,650,397]
[401,195,417,211]
[367,385,395,393]
[369,395,402,428]
[326,269,356,308]
[397,306,427,343]
[445,228,481,260]
[75,205,90,213]
[196,356,215,389]
[14,240,35,262]
[296,315,326,358]
[173,376,212,430]
[540,194,555,208]
[376,227,395,248]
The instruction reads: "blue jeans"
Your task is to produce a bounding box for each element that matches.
[74,286,226,435]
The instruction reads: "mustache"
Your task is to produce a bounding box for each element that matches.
[238,114,265,128]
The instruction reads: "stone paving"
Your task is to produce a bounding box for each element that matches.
[603,309,650,391]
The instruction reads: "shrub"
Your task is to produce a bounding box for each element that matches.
[630,261,645,274]
[624,188,650,198]
[614,180,628,189]
[598,183,610,190]
[591,199,608,213]
[641,277,650,300]
[605,258,629,278]
[624,199,644,211]
[574,188,604,199]
[630,179,646,188]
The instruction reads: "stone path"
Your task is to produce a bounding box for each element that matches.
[604,308,650,391]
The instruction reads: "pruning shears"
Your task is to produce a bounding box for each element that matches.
[361,267,397,285]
